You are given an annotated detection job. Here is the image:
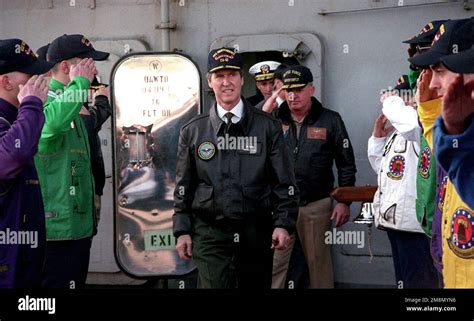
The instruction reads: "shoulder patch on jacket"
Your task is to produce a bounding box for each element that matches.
[418,146,431,179]
[197,141,216,161]
[447,208,474,259]
[438,175,448,211]
[387,155,405,180]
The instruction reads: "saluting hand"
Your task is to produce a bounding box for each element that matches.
[415,69,439,104]
[262,87,283,113]
[95,86,110,99]
[442,74,474,134]
[18,75,49,104]
[70,58,96,82]
[379,90,398,104]
[372,114,392,138]
[176,234,193,260]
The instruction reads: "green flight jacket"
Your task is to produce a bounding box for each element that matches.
[415,135,436,236]
[35,77,95,240]
[408,66,420,91]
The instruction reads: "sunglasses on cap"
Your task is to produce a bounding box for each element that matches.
[415,44,431,54]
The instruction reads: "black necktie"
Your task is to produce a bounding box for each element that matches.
[225,112,234,133]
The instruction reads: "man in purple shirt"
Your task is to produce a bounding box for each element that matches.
[0,38,53,288]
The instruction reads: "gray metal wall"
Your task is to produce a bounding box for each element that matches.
[1,0,470,287]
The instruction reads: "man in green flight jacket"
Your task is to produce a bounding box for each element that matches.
[35,34,109,289]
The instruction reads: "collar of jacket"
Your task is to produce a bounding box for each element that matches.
[209,97,254,136]
[49,78,67,91]
[277,97,324,125]
[0,98,19,124]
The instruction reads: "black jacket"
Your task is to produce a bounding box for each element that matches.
[173,99,299,237]
[276,97,356,205]
[81,95,111,196]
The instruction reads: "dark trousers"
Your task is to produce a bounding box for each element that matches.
[192,215,274,289]
[41,237,92,289]
[0,244,45,289]
[386,229,439,289]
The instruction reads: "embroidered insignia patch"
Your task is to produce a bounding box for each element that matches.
[17,41,36,58]
[81,37,92,47]
[438,175,448,211]
[387,155,405,180]
[307,127,327,140]
[418,146,431,179]
[212,48,235,62]
[197,142,216,161]
[419,22,434,35]
[431,24,445,46]
[447,208,474,259]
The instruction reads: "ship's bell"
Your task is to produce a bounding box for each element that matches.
[353,202,374,225]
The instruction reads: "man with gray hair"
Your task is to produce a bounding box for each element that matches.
[267,65,357,288]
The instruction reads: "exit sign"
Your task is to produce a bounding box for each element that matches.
[144,229,177,251]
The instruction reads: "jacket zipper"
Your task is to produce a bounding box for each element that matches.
[291,121,303,162]
[289,122,297,160]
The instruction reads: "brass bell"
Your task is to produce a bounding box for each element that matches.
[353,202,374,225]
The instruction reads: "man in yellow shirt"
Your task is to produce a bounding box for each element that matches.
[410,18,474,288]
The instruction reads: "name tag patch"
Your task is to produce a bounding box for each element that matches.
[307,127,326,140]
